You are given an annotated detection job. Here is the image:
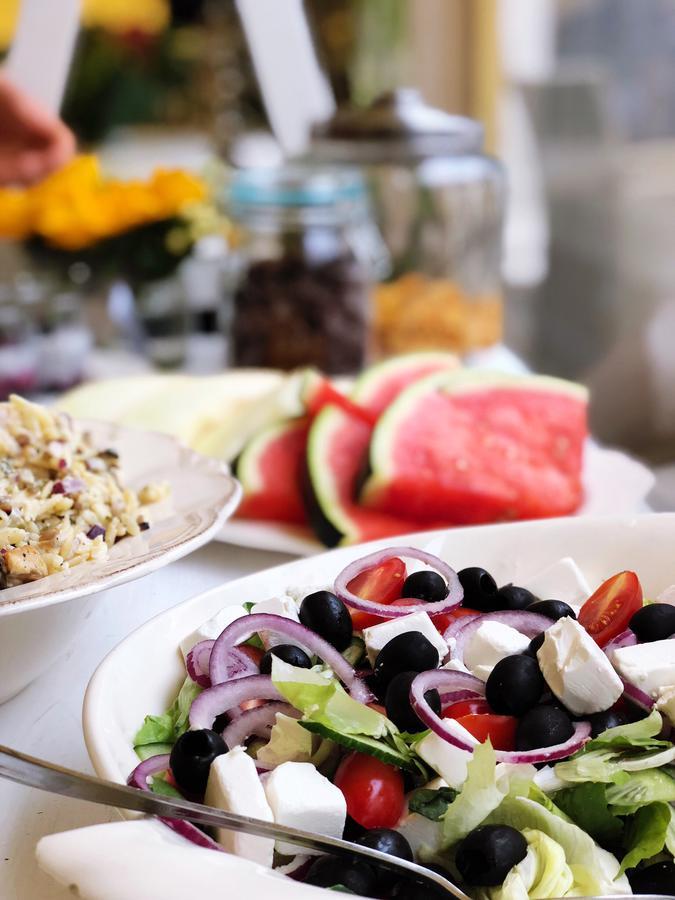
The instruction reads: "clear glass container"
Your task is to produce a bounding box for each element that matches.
[0,285,39,400]
[312,89,505,358]
[227,165,386,374]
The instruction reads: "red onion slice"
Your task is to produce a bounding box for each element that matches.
[209,613,370,702]
[334,547,462,619]
[190,674,283,730]
[410,670,591,763]
[444,610,554,667]
[604,629,638,656]
[221,701,300,749]
[127,753,224,852]
[127,753,171,790]
[186,640,214,688]
[621,678,654,712]
[438,688,486,707]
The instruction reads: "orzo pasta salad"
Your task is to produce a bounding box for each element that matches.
[0,395,167,588]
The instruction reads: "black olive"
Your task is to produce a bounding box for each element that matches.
[528,599,576,621]
[305,854,377,896]
[458,567,499,612]
[628,861,675,896]
[523,632,545,658]
[497,584,539,610]
[630,603,675,643]
[374,632,440,691]
[299,590,353,651]
[259,643,312,674]
[456,825,528,886]
[390,878,447,900]
[169,729,226,798]
[587,707,629,738]
[485,654,545,716]
[515,704,574,751]
[355,828,414,891]
[385,671,441,732]
[212,712,230,733]
[402,571,448,603]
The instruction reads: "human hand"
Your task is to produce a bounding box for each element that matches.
[0,73,75,185]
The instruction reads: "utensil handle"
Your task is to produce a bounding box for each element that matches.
[0,743,470,899]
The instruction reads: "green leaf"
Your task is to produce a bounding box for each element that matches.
[554,782,624,848]
[441,742,508,848]
[590,709,664,747]
[409,787,458,822]
[256,713,316,766]
[134,676,202,754]
[150,777,183,799]
[621,802,672,873]
[135,742,173,761]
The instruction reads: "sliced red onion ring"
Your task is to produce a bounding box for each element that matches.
[127,753,171,790]
[604,629,638,656]
[127,754,224,852]
[186,640,214,688]
[334,547,463,619]
[190,674,283,730]
[410,670,591,763]
[438,688,485,707]
[209,613,370,703]
[621,678,654,712]
[221,701,299,748]
[444,610,554,667]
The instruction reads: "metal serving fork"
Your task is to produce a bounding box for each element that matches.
[0,743,470,899]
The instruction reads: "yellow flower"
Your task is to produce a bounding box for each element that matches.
[0,155,209,251]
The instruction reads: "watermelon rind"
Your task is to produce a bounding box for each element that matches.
[305,352,459,545]
[362,368,589,503]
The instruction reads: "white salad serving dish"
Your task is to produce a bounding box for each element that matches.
[81,513,675,900]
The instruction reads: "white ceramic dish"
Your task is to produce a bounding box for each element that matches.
[217,442,655,555]
[83,512,675,897]
[0,421,241,703]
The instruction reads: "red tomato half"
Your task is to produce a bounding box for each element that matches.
[578,571,643,647]
[455,714,518,751]
[348,558,407,631]
[442,698,491,718]
[334,752,405,829]
[431,607,479,636]
[239,645,264,666]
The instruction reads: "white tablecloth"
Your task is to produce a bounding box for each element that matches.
[0,542,295,900]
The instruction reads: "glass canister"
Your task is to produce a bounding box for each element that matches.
[311,89,505,358]
[227,166,386,374]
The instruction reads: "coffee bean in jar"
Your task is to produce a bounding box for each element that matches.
[228,166,384,375]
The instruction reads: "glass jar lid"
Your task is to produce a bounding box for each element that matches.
[229,165,367,212]
[311,88,484,163]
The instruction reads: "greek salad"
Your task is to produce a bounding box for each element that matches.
[130,547,675,899]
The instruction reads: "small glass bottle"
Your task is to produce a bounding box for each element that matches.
[227,165,386,375]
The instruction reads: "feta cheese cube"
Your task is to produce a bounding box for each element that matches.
[285,584,331,605]
[263,761,346,855]
[657,685,675,725]
[180,605,247,658]
[537,617,623,715]
[363,612,447,667]
[463,621,530,681]
[204,747,274,866]
[611,639,675,699]
[416,720,478,787]
[657,585,675,606]
[521,557,591,612]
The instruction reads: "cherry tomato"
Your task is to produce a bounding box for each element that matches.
[334,752,405,829]
[455,713,518,750]
[348,558,407,631]
[431,607,479,636]
[442,698,491,718]
[239,645,264,666]
[578,571,643,647]
[367,702,387,716]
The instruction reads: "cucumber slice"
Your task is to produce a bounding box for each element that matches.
[342,636,366,668]
[300,721,414,769]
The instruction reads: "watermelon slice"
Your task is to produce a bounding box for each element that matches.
[305,352,459,545]
[360,370,588,525]
[235,418,309,524]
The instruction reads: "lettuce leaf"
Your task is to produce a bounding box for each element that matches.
[441,742,509,847]
[620,802,672,873]
[271,657,393,738]
[409,787,458,822]
[134,676,202,757]
[554,782,624,848]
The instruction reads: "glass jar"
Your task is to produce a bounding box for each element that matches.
[0,285,39,400]
[227,166,386,374]
[311,89,505,358]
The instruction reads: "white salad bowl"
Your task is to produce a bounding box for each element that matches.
[0,421,241,704]
[83,513,675,884]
